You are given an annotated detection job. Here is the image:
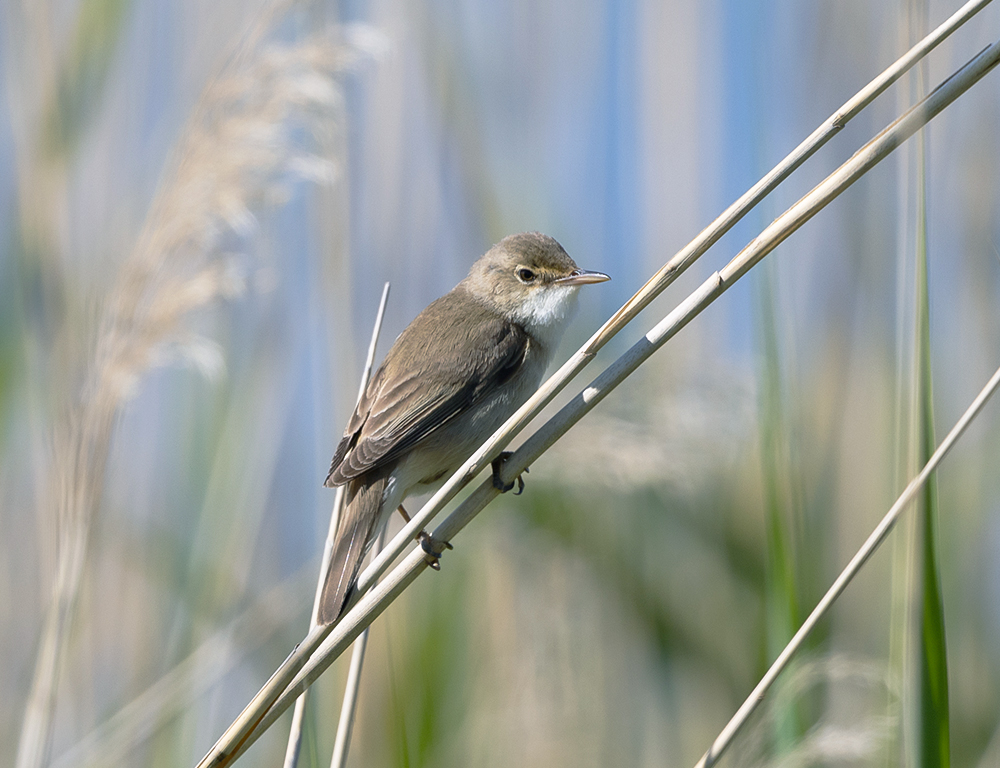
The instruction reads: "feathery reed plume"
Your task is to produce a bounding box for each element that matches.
[16,16,385,768]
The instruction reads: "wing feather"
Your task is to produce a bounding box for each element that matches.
[324,291,529,487]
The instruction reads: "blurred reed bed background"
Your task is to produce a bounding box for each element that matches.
[1,0,1000,766]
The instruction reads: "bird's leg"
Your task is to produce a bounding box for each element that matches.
[396,504,413,526]
[397,505,453,570]
[491,451,528,495]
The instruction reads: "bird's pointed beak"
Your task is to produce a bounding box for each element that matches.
[555,268,611,286]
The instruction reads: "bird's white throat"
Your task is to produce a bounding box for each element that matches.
[510,284,581,348]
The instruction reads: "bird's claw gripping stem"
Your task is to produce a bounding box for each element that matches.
[419,531,453,570]
[491,451,528,495]
[397,505,452,570]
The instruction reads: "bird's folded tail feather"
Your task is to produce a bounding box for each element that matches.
[318,472,389,625]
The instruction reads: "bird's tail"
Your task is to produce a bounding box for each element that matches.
[318,472,389,625]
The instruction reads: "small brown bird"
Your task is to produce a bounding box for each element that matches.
[319,232,609,624]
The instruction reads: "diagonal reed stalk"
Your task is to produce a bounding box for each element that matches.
[692,362,1000,768]
[282,283,391,768]
[194,23,1000,767]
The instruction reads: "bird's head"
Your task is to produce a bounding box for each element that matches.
[463,232,609,344]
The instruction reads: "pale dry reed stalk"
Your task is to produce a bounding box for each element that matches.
[694,361,1000,768]
[282,282,391,768]
[195,19,1000,768]
[15,13,383,768]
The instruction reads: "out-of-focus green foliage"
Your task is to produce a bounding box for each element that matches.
[756,265,808,756]
[43,0,132,159]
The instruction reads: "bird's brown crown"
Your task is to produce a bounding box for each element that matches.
[465,232,580,299]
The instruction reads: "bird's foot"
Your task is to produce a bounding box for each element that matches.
[491,451,528,495]
[419,531,453,571]
[399,505,452,569]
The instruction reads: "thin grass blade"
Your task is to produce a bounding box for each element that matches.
[914,142,950,768]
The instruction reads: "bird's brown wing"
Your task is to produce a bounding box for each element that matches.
[324,295,529,487]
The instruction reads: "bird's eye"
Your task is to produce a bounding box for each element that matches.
[516,267,537,283]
